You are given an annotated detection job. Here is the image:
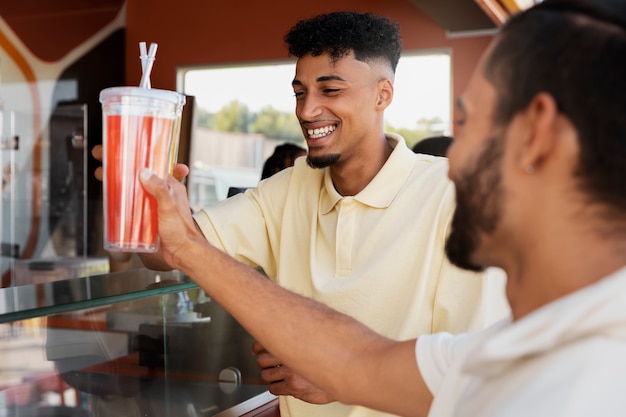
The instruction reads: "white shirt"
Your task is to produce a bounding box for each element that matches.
[418,266,626,417]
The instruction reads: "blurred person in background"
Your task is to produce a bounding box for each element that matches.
[411,136,453,157]
[261,142,307,180]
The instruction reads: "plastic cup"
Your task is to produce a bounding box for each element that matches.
[99,87,186,253]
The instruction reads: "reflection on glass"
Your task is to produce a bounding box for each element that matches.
[0,270,269,416]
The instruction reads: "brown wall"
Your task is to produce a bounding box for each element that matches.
[125,0,493,130]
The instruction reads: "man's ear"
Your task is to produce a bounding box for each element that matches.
[376,79,394,110]
[518,92,560,172]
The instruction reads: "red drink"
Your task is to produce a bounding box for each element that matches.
[104,114,174,252]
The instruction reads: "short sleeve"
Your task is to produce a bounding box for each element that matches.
[416,332,474,395]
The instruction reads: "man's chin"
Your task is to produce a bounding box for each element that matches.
[445,237,485,272]
[448,256,486,273]
[306,154,340,169]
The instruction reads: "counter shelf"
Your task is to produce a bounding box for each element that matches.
[0,268,277,417]
[0,269,196,324]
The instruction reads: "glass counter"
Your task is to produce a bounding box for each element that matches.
[0,269,276,417]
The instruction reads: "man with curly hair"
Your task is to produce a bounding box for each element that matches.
[122,10,509,417]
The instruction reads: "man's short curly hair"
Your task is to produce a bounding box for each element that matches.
[284,11,402,73]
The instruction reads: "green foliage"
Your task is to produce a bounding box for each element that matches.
[195,107,215,129]
[251,106,303,142]
[214,100,251,133]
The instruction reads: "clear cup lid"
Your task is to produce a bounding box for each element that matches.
[99,86,186,107]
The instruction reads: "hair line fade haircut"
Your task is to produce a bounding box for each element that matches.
[283,11,402,73]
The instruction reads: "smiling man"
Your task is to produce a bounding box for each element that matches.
[127,11,509,417]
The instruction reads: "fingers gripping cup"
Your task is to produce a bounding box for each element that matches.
[100,87,185,253]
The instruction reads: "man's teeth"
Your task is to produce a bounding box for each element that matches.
[307,125,336,139]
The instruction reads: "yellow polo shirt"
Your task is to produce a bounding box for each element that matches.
[193,134,509,417]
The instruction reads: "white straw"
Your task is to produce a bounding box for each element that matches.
[139,42,148,87]
[139,42,158,89]
[139,42,147,71]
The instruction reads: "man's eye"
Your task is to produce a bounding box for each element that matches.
[293,91,304,98]
[323,88,340,94]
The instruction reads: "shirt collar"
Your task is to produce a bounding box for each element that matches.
[320,133,415,214]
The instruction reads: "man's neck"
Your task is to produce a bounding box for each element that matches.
[505,228,626,321]
[330,136,394,196]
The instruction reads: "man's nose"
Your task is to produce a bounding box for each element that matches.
[297,94,323,120]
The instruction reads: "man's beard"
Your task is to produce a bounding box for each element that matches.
[307,153,340,169]
[445,133,505,272]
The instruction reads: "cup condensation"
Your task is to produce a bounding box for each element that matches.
[100,87,186,253]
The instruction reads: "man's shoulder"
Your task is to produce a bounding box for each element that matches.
[406,154,452,186]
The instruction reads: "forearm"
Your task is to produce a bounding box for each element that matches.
[174,239,433,417]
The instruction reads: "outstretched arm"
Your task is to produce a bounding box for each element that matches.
[139,168,434,417]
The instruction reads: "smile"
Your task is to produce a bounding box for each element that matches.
[307,125,336,139]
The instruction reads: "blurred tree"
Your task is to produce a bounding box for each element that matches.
[214,100,251,132]
[415,116,446,134]
[195,107,215,129]
[251,106,303,142]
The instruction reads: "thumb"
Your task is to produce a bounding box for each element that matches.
[139,168,167,198]
[139,168,189,222]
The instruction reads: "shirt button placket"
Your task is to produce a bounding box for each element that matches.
[335,197,355,277]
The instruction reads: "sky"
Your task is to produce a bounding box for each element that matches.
[181,53,451,131]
